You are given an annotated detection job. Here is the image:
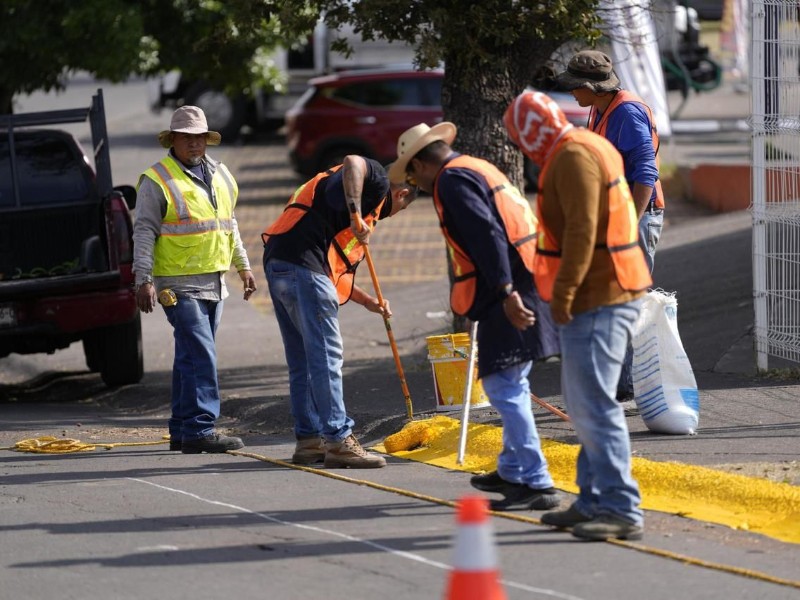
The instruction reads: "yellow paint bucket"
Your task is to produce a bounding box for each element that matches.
[426,333,490,412]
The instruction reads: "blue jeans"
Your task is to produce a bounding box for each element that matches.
[163,297,223,440]
[265,258,354,442]
[559,300,643,526]
[481,361,554,489]
[618,209,663,396]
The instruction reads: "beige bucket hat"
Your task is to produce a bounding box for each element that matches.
[388,122,457,184]
[157,105,222,149]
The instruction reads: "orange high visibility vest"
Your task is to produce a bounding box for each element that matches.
[589,90,665,210]
[432,155,539,316]
[535,129,652,302]
[261,166,384,304]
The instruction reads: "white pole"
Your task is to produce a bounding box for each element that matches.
[456,321,479,465]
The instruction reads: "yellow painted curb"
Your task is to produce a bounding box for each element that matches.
[378,416,800,545]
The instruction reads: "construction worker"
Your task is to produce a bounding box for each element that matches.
[262,156,416,469]
[557,50,663,404]
[505,90,651,540]
[389,123,560,511]
[133,105,255,454]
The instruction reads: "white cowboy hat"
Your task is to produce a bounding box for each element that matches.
[157,105,222,149]
[388,122,457,184]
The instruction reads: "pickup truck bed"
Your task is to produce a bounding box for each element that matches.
[0,91,143,386]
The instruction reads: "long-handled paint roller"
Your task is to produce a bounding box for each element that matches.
[349,202,414,420]
[456,320,479,465]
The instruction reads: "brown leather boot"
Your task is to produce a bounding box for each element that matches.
[291,437,326,465]
[324,435,386,469]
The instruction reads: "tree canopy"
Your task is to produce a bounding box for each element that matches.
[0,0,287,113]
[1,0,604,185]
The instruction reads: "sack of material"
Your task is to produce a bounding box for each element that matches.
[631,290,699,435]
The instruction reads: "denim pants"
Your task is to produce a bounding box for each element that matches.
[265,258,354,442]
[163,297,223,441]
[559,300,643,525]
[618,209,663,396]
[481,361,554,489]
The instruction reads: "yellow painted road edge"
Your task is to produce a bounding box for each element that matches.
[378,416,800,546]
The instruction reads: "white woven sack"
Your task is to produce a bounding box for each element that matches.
[631,290,699,435]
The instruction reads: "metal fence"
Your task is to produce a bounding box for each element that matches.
[751,0,800,370]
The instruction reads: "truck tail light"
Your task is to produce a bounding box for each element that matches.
[104,191,134,268]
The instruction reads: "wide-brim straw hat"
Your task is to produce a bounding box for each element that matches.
[157,105,222,149]
[556,50,621,93]
[388,122,457,184]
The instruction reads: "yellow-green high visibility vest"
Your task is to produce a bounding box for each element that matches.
[140,156,238,276]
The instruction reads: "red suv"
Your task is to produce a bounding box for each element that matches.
[285,67,589,181]
[286,67,444,177]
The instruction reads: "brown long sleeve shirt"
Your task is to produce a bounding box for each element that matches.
[539,141,645,317]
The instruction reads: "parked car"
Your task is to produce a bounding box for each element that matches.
[0,91,143,387]
[285,67,590,187]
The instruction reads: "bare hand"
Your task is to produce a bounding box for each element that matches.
[136,283,156,314]
[239,269,257,301]
[365,297,392,318]
[550,304,573,325]
[350,216,371,245]
[502,292,536,330]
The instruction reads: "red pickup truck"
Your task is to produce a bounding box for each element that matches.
[0,90,143,386]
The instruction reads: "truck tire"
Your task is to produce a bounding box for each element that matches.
[184,81,247,141]
[96,314,144,387]
[82,332,103,373]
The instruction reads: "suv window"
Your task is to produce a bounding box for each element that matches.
[0,131,91,209]
[328,78,442,108]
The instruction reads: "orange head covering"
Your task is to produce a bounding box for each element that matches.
[503,91,573,166]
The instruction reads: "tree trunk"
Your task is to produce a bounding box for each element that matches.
[441,49,526,190]
[440,39,557,191]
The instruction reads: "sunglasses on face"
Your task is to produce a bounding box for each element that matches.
[405,161,417,187]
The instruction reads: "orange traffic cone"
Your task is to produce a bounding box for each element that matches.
[444,495,506,600]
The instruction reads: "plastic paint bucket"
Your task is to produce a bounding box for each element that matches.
[426,333,490,412]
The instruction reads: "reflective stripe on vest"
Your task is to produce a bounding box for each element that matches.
[535,129,652,302]
[433,155,539,316]
[589,90,665,210]
[261,165,384,305]
[140,156,236,275]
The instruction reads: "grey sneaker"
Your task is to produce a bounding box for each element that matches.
[571,514,644,541]
[292,437,326,465]
[181,433,244,454]
[540,503,592,528]
[324,435,386,469]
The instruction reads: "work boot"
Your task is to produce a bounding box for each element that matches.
[169,437,182,451]
[292,437,326,465]
[181,432,244,454]
[324,435,386,469]
[571,514,644,541]
[489,485,560,511]
[470,470,508,492]
[540,503,592,529]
